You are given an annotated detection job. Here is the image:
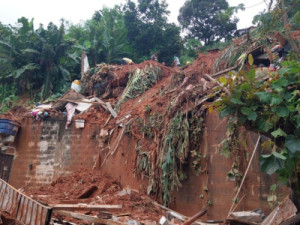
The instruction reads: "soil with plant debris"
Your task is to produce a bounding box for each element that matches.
[26,168,163,225]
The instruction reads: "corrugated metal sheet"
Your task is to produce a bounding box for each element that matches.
[0,178,52,225]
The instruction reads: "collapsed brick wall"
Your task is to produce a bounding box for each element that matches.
[8,114,287,219]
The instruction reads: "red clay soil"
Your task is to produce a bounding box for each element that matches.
[111,60,176,87]
[0,106,29,122]
[26,169,163,224]
[182,51,222,77]
[112,52,219,124]
[76,52,220,128]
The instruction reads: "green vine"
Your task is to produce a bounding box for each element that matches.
[213,58,300,206]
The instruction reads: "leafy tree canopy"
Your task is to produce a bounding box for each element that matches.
[67,6,131,66]
[0,17,78,100]
[178,0,243,45]
[123,0,183,65]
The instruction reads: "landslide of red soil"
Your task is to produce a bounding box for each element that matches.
[77,52,220,128]
[27,169,162,224]
[114,52,219,123]
[183,51,222,77]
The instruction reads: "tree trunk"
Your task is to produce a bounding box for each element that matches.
[280,0,300,55]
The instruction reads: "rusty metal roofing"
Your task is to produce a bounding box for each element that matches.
[0,178,52,225]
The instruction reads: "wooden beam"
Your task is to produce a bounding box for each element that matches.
[210,65,238,78]
[181,209,207,225]
[55,210,127,225]
[105,102,118,118]
[51,204,122,211]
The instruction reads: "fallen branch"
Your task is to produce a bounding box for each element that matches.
[203,74,230,95]
[8,112,18,121]
[211,65,238,78]
[55,210,126,225]
[92,152,102,170]
[51,204,122,212]
[111,119,133,156]
[226,136,261,218]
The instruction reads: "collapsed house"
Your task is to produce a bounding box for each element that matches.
[0,30,300,225]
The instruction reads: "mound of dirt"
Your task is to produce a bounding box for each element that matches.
[183,51,222,77]
[26,169,163,224]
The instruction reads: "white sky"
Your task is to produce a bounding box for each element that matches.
[0,0,267,29]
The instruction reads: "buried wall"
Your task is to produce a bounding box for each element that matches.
[8,113,287,219]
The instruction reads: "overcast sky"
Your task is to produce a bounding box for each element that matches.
[0,0,267,29]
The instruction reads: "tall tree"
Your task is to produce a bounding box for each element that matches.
[123,0,183,65]
[67,6,131,66]
[178,0,240,45]
[0,17,78,100]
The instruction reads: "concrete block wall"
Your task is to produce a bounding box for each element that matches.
[9,117,101,188]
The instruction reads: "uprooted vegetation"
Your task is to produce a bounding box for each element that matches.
[1,28,300,224]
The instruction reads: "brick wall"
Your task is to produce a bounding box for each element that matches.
[8,113,287,219]
[9,117,101,188]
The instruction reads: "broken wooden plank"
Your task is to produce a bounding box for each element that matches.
[60,198,94,204]
[76,185,98,199]
[230,211,263,224]
[261,196,297,225]
[181,209,207,225]
[93,97,109,111]
[106,102,118,118]
[55,210,126,225]
[51,204,122,212]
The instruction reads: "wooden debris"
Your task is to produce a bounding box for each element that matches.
[181,209,207,225]
[51,204,122,212]
[93,97,118,118]
[93,96,109,111]
[211,65,238,78]
[52,89,85,110]
[261,196,297,225]
[98,211,113,219]
[55,210,126,225]
[203,74,230,95]
[60,198,93,204]
[76,185,98,199]
[111,119,133,156]
[227,136,261,217]
[106,102,118,118]
[279,213,300,225]
[230,211,263,223]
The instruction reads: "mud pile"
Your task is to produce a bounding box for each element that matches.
[27,169,163,224]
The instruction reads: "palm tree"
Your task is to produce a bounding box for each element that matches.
[0,18,79,100]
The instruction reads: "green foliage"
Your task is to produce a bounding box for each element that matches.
[160,113,189,205]
[178,0,243,45]
[123,0,183,65]
[0,18,78,101]
[67,6,131,66]
[252,0,300,38]
[116,65,161,109]
[214,60,300,187]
